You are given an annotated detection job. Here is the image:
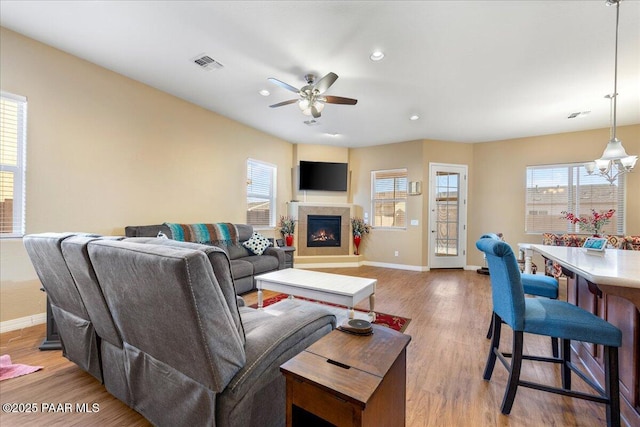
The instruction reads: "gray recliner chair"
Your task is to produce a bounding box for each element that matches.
[61,235,131,405]
[23,233,102,381]
[87,239,335,427]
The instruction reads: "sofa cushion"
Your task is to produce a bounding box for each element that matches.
[622,236,640,250]
[242,232,272,255]
[88,240,245,392]
[230,259,254,279]
[243,255,279,275]
[225,243,252,260]
[121,237,246,343]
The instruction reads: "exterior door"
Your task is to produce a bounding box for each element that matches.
[428,163,468,269]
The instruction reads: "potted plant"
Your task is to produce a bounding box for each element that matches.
[561,209,615,237]
[279,216,297,246]
[350,217,371,255]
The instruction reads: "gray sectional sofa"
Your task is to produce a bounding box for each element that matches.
[24,232,336,427]
[124,223,283,294]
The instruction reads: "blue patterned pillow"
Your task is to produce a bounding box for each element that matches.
[242,232,272,255]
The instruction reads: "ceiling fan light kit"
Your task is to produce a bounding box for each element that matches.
[370,50,385,61]
[584,0,637,184]
[268,72,357,119]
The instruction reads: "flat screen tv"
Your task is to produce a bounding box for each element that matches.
[299,161,348,192]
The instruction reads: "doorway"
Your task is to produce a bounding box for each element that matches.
[428,163,468,269]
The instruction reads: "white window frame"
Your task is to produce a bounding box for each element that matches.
[246,158,277,228]
[0,92,27,238]
[525,162,625,235]
[371,168,408,229]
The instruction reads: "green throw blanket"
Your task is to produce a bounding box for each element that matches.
[163,223,239,246]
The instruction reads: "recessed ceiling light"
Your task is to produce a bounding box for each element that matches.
[370,50,385,61]
[326,133,340,137]
[259,89,270,97]
[409,115,420,121]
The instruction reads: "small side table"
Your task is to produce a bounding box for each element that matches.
[280,324,411,427]
[281,246,295,268]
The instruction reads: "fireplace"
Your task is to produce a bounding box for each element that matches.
[307,215,341,247]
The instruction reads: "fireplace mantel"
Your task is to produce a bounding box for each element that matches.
[287,202,354,257]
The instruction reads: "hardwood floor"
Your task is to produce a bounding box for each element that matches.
[0,267,613,426]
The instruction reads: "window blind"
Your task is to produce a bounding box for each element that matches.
[525,163,624,235]
[246,159,276,227]
[371,168,407,228]
[0,92,27,238]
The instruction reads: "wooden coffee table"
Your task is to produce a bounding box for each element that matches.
[255,268,376,321]
[280,324,411,426]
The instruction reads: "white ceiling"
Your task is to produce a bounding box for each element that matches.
[1,1,639,148]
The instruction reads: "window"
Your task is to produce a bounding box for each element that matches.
[0,92,27,238]
[525,163,625,235]
[246,159,276,228]
[371,168,407,228]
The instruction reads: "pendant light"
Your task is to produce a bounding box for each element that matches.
[584,0,637,184]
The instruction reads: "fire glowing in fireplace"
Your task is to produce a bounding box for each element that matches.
[307,215,341,247]
[310,229,337,242]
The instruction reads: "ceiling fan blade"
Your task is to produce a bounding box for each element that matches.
[324,96,358,105]
[311,105,322,118]
[269,99,298,108]
[314,72,338,94]
[268,78,300,94]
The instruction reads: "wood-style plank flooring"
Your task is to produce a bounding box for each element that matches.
[0,267,612,426]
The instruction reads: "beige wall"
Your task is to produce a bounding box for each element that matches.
[0,28,294,322]
[292,144,350,204]
[468,125,640,267]
[1,26,638,324]
[350,140,425,267]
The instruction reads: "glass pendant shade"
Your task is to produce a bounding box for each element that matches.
[299,99,325,116]
[621,155,638,169]
[584,161,597,173]
[599,138,629,160]
[595,158,611,172]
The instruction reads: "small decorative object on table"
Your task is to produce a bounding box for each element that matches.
[561,209,615,237]
[278,215,296,246]
[350,217,371,255]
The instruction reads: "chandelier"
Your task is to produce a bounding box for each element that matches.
[584,0,637,184]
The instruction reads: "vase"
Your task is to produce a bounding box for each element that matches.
[353,235,361,255]
[285,234,294,246]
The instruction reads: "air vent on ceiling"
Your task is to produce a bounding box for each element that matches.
[191,54,224,71]
[567,111,590,119]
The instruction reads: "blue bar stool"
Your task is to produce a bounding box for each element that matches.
[476,237,621,427]
[480,233,559,357]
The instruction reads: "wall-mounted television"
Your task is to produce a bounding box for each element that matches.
[299,161,348,192]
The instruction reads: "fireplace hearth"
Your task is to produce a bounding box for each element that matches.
[307,215,341,247]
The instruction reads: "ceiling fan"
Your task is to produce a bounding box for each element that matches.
[268,72,358,118]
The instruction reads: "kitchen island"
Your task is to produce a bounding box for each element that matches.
[531,245,640,427]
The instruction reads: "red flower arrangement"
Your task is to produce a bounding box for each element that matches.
[561,209,615,236]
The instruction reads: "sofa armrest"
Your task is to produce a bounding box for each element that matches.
[223,301,335,397]
[263,246,285,269]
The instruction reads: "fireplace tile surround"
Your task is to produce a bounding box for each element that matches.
[291,203,352,257]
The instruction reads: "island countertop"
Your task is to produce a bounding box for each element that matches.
[531,244,640,290]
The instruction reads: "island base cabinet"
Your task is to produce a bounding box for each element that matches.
[570,276,640,425]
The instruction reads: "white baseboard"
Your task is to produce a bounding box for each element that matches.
[0,313,47,334]
[363,261,429,272]
[294,261,363,269]
[465,265,483,271]
[294,261,428,271]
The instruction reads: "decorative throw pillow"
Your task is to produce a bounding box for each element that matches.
[242,232,272,255]
[157,231,169,239]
